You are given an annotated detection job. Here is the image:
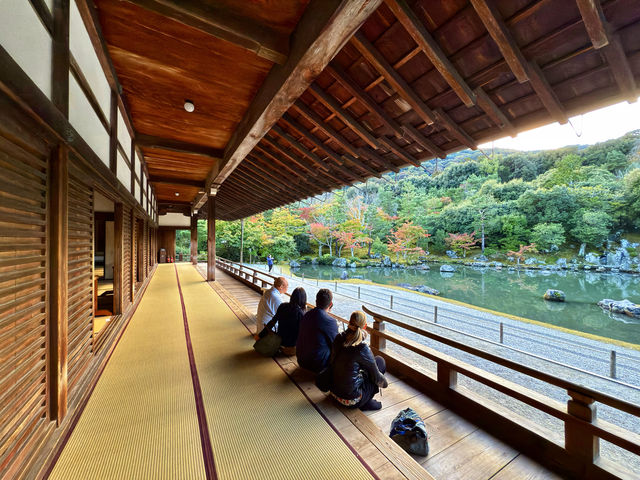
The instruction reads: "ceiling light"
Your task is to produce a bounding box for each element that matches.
[184,100,195,113]
[175,192,180,196]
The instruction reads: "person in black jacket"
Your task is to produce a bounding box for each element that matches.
[328,310,388,411]
[258,287,307,356]
[296,289,338,373]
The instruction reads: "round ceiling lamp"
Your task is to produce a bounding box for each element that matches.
[184,100,195,113]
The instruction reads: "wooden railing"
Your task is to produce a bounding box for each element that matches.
[215,257,640,479]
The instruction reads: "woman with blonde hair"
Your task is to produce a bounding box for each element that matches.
[327,310,388,410]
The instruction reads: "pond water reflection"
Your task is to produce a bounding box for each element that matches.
[289,264,640,345]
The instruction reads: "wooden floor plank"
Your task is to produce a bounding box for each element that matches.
[491,455,564,480]
[418,409,478,461]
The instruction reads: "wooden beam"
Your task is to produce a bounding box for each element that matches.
[357,147,400,172]
[113,203,123,315]
[351,32,437,126]
[148,176,204,188]
[241,158,311,198]
[260,136,321,178]
[109,90,118,173]
[308,83,381,149]
[602,34,637,103]
[575,0,609,49]
[474,87,516,136]
[122,0,288,64]
[401,124,446,159]
[48,145,68,424]
[270,124,329,172]
[251,148,311,183]
[526,62,569,124]
[385,0,476,107]
[135,133,223,159]
[190,215,198,265]
[52,0,70,117]
[377,136,420,167]
[245,155,321,197]
[469,0,529,83]
[207,195,215,281]
[197,0,383,209]
[326,63,403,138]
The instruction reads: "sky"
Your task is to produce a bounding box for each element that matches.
[478,97,640,152]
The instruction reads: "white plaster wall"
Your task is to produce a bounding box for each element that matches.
[159,213,190,228]
[0,0,53,99]
[116,151,130,191]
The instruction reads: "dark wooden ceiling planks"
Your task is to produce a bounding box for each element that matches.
[91,0,640,220]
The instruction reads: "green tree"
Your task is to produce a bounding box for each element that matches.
[499,214,530,250]
[530,223,566,251]
[624,169,640,228]
[570,210,612,247]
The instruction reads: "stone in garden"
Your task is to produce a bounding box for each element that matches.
[621,239,630,249]
[543,289,565,302]
[417,264,430,270]
[382,255,392,267]
[332,257,347,267]
[397,283,412,289]
[584,253,599,264]
[289,260,301,268]
[474,254,488,262]
[598,299,640,318]
[440,264,456,272]
[556,258,567,268]
[524,257,537,265]
[596,266,606,272]
[340,271,348,280]
[350,262,357,268]
[578,243,586,257]
[415,285,440,295]
[311,257,318,265]
[445,250,458,259]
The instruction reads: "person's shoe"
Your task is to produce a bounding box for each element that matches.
[360,399,382,411]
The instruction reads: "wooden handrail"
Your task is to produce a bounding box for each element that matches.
[362,306,640,418]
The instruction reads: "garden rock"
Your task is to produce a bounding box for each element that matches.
[578,243,586,256]
[524,257,537,265]
[474,254,488,262]
[440,264,456,273]
[289,260,301,268]
[332,257,347,268]
[350,262,357,268]
[556,258,567,268]
[598,299,640,318]
[543,289,566,302]
[446,250,458,259]
[340,271,348,280]
[414,285,440,295]
[382,255,392,267]
[584,253,599,264]
[311,258,318,265]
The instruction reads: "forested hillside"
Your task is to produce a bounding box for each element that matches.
[178,130,640,262]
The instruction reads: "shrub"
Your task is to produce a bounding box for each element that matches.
[318,254,336,265]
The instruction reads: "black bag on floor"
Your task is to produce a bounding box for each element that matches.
[253,331,281,356]
[389,407,429,456]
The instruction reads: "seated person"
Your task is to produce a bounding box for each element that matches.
[258,287,307,356]
[296,288,338,373]
[328,310,388,411]
[255,276,288,338]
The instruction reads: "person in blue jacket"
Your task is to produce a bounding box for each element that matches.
[296,289,338,373]
[267,255,274,272]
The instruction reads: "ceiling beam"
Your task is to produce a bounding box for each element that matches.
[474,87,516,136]
[136,133,223,159]
[148,175,204,188]
[194,0,383,211]
[575,0,609,49]
[385,0,476,107]
[122,0,289,64]
[401,124,446,159]
[469,0,568,124]
[244,156,316,198]
[270,124,329,172]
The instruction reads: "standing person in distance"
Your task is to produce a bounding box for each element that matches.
[296,289,338,373]
[255,276,288,339]
[267,255,274,272]
[328,310,388,411]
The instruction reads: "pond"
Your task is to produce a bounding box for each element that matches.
[286,263,640,346]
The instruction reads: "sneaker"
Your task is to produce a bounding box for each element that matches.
[360,399,382,411]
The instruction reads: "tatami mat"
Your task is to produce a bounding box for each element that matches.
[176,263,374,480]
[49,264,374,479]
[49,265,205,479]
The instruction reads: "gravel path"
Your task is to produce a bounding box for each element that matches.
[223,263,640,469]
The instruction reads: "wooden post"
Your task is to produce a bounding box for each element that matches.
[113,203,123,314]
[434,305,438,323]
[371,317,386,352]
[565,390,598,462]
[240,218,244,264]
[499,322,504,343]
[190,215,198,265]
[48,145,68,423]
[437,363,457,388]
[207,195,216,281]
[610,350,617,378]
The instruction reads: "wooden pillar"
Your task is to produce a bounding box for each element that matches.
[371,318,386,352]
[437,363,457,389]
[48,145,68,423]
[207,196,216,281]
[131,210,136,301]
[240,218,244,264]
[113,203,123,314]
[566,390,599,462]
[190,215,198,265]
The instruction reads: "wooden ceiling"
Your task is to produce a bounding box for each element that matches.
[92,0,640,220]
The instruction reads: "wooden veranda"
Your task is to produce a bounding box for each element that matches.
[1,0,640,478]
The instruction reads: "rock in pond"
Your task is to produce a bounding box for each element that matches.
[584,253,600,264]
[289,260,301,268]
[340,270,348,280]
[440,264,456,273]
[543,289,566,302]
[382,255,392,267]
[349,262,357,268]
[556,258,567,268]
[396,283,439,295]
[597,299,640,318]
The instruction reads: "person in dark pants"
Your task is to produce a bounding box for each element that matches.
[296,289,338,373]
[258,287,307,356]
[328,310,388,411]
[267,255,274,272]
